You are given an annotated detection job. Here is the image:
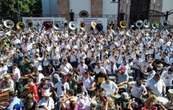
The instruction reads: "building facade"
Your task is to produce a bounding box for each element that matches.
[42,0,173,25]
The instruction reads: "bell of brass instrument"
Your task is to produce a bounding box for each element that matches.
[69,21,76,31]
[80,22,85,31]
[151,21,160,29]
[119,20,127,29]
[143,19,150,29]
[91,21,97,29]
[3,20,14,29]
[16,21,25,30]
[135,20,144,29]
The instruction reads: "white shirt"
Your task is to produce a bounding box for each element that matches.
[101,80,118,96]
[60,63,73,75]
[77,64,88,74]
[131,84,147,98]
[38,97,54,110]
[94,66,106,74]
[161,71,173,87]
[146,78,166,96]
[12,67,21,82]
[37,73,45,84]
[83,77,94,90]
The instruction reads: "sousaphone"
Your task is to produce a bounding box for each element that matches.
[143,19,150,29]
[3,20,14,29]
[69,21,76,31]
[119,20,127,29]
[16,21,25,31]
[80,22,85,31]
[91,21,97,29]
[135,20,144,29]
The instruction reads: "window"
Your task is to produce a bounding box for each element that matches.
[79,10,89,17]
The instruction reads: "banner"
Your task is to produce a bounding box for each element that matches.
[22,17,66,30]
[76,18,107,32]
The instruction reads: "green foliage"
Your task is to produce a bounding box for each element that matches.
[0,0,42,20]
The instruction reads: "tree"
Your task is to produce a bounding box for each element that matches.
[0,0,42,21]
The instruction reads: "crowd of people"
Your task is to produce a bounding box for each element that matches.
[0,22,173,110]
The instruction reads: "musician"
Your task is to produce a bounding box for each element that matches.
[60,58,73,76]
[77,60,88,75]
[7,92,23,110]
[146,73,166,96]
[100,75,119,96]
[161,64,173,91]
[116,66,129,92]
[26,78,39,103]
[0,74,14,92]
[37,89,55,110]
[131,79,147,106]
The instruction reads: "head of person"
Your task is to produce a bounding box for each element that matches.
[136,79,142,86]
[118,66,126,74]
[153,74,160,82]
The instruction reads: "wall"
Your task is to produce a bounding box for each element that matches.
[69,0,91,17]
[42,0,58,17]
[102,0,118,22]
[162,0,173,25]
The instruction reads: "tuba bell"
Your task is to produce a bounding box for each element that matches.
[143,19,150,29]
[135,20,144,29]
[80,22,85,31]
[91,21,97,29]
[3,20,14,29]
[119,20,127,29]
[69,21,76,31]
[53,23,60,31]
[151,21,160,29]
[16,21,25,30]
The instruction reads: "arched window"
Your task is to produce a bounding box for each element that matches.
[79,10,89,17]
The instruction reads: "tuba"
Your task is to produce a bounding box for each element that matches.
[161,20,169,27]
[119,20,127,29]
[3,20,14,29]
[80,22,85,31]
[143,19,150,29]
[91,21,97,29]
[16,21,25,30]
[69,21,76,31]
[135,20,143,29]
[151,21,160,29]
[53,23,60,31]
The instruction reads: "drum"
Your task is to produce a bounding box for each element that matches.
[156,97,169,105]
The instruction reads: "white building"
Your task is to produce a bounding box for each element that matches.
[41,0,173,25]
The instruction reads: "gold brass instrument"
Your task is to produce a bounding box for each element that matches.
[16,21,25,30]
[91,21,97,29]
[3,20,14,29]
[80,21,85,31]
[119,20,127,29]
